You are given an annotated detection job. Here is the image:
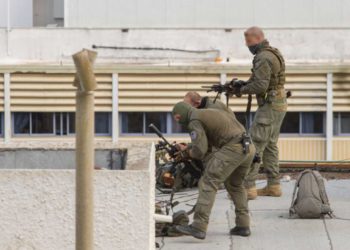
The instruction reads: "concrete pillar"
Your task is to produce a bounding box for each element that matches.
[4,73,11,143]
[72,49,98,250]
[220,73,227,104]
[326,73,333,161]
[112,73,119,143]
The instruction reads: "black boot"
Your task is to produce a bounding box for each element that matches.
[175,225,206,240]
[230,226,251,237]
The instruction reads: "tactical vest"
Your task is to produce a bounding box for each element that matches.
[261,47,286,91]
[189,109,244,148]
[258,47,288,111]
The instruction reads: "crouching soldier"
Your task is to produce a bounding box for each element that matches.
[172,101,255,240]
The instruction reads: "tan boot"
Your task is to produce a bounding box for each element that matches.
[246,186,257,200]
[257,184,282,197]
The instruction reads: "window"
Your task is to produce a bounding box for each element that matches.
[280,112,300,134]
[280,112,324,135]
[145,113,167,133]
[340,113,350,134]
[121,112,143,134]
[334,112,350,135]
[14,113,30,134]
[301,112,324,134]
[121,112,168,134]
[31,113,54,134]
[95,112,111,135]
[13,112,111,136]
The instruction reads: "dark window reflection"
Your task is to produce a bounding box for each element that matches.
[121,112,143,133]
[145,112,167,133]
[14,112,30,134]
[280,112,299,133]
[302,112,324,134]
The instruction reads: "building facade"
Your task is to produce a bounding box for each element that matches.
[0,0,349,161]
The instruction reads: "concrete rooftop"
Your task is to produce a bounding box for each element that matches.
[156,178,350,250]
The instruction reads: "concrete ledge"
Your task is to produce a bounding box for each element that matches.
[0,160,155,250]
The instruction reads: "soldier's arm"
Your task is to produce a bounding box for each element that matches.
[240,55,272,95]
[187,120,208,160]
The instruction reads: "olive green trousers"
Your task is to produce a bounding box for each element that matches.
[245,103,286,188]
[192,143,255,232]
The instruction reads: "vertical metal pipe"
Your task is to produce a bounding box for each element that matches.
[72,49,98,250]
[326,73,333,161]
[75,91,94,250]
[112,73,119,143]
[4,73,11,143]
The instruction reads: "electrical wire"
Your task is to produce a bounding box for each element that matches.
[92,44,220,54]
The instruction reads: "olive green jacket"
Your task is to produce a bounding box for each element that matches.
[241,40,285,94]
[186,108,245,160]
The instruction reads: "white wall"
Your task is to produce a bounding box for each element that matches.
[0,28,349,64]
[0,0,33,28]
[65,0,350,28]
[0,169,155,250]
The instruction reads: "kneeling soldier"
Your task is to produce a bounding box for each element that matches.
[173,101,255,240]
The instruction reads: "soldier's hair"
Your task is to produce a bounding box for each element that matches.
[244,26,265,39]
[184,91,201,103]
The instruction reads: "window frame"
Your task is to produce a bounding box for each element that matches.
[12,112,111,137]
[280,112,325,137]
[334,112,350,136]
[12,112,56,137]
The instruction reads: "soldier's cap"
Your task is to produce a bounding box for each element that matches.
[172,101,193,125]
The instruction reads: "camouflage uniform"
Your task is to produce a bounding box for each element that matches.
[172,102,255,232]
[240,40,287,188]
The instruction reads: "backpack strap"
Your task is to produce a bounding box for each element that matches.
[310,171,330,205]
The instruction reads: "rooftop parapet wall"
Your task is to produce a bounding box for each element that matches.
[0,28,349,65]
[0,144,156,250]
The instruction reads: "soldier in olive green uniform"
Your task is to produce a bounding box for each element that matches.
[236,27,287,199]
[172,101,255,240]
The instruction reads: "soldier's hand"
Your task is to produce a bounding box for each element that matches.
[175,143,188,151]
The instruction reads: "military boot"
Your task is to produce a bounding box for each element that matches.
[257,184,282,197]
[175,225,206,240]
[230,226,251,237]
[246,186,257,200]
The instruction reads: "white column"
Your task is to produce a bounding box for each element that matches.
[220,73,227,103]
[112,73,119,143]
[326,73,333,161]
[4,73,11,143]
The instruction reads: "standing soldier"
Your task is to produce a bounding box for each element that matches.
[234,27,287,199]
[172,101,255,239]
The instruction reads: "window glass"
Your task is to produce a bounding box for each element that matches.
[145,112,167,133]
[14,113,30,134]
[280,112,300,133]
[341,112,350,134]
[32,113,54,134]
[95,112,111,134]
[301,112,324,134]
[333,113,340,135]
[69,113,75,134]
[121,112,143,133]
[55,113,61,135]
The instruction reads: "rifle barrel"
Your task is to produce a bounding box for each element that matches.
[149,123,171,145]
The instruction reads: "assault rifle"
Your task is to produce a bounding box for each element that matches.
[149,123,204,189]
[202,78,244,106]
